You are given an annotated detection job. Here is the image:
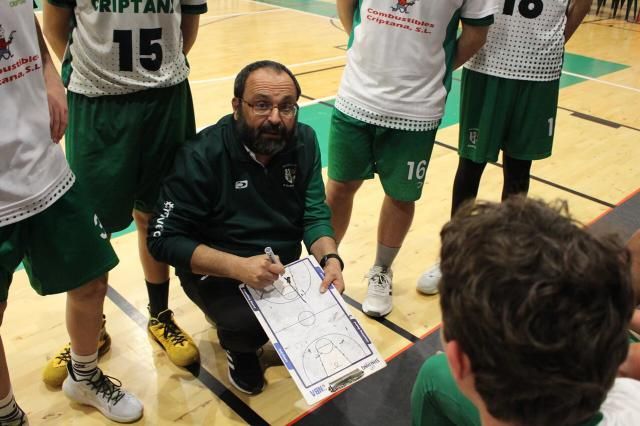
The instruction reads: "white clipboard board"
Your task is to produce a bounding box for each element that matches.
[239,256,386,405]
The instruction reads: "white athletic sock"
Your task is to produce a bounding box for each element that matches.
[0,389,23,422]
[374,243,400,269]
[70,350,99,380]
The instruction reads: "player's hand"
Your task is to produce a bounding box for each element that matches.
[45,75,68,143]
[239,254,285,290]
[321,258,345,294]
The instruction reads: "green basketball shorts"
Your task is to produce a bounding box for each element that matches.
[0,182,118,301]
[458,68,560,163]
[65,80,196,233]
[328,108,437,202]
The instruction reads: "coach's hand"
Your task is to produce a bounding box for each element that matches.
[238,254,285,290]
[321,259,345,294]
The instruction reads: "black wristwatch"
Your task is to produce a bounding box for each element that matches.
[320,253,344,271]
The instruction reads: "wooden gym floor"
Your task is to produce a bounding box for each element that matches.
[6,1,640,424]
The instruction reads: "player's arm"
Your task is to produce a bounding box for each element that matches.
[35,15,67,143]
[454,19,491,69]
[564,0,591,42]
[337,0,358,35]
[42,1,73,61]
[181,14,200,55]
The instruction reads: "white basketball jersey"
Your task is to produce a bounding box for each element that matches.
[465,0,568,80]
[337,0,499,130]
[56,0,207,97]
[0,1,74,227]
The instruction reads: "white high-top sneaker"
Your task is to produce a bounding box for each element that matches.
[62,363,143,423]
[417,262,441,295]
[362,266,393,317]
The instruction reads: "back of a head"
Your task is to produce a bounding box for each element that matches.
[439,197,634,426]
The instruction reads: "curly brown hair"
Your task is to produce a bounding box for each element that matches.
[439,197,634,426]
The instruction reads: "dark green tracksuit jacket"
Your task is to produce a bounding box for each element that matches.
[147,114,334,351]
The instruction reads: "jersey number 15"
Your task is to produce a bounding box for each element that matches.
[113,28,163,72]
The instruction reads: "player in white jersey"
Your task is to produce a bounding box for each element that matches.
[416,0,592,295]
[0,2,142,423]
[42,0,207,383]
[327,0,498,317]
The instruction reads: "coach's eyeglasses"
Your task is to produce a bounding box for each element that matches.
[239,98,299,117]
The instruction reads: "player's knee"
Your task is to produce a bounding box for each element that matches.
[327,179,363,199]
[387,195,415,211]
[68,276,108,305]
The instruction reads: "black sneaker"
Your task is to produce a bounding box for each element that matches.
[225,350,265,395]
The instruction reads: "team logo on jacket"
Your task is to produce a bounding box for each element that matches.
[0,25,17,61]
[283,164,297,187]
[391,0,417,13]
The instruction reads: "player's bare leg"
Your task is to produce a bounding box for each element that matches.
[133,209,199,367]
[325,179,364,244]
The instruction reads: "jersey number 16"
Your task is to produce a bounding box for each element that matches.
[113,28,163,72]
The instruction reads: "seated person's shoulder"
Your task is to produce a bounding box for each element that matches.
[184,115,234,159]
[296,122,318,143]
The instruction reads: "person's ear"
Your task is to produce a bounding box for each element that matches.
[232,98,240,119]
[444,340,472,382]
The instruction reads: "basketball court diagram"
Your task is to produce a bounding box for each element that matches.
[240,256,386,404]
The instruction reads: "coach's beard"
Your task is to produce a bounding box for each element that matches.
[236,110,296,156]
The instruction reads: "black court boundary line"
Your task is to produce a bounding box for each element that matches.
[300,93,616,208]
[342,295,421,343]
[105,286,269,426]
[558,106,640,132]
[431,141,615,208]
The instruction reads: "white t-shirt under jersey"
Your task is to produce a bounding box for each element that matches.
[599,378,640,425]
[465,0,568,81]
[0,1,74,227]
[337,0,498,131]
[51,0,207,97]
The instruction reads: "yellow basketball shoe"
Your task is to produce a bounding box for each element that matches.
[42,317,111,387]
[147,308,199,367]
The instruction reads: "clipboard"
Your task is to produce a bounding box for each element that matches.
[239,256,386,405]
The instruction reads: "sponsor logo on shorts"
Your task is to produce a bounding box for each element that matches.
[93,214,108,239]
[468,128,479,148]
[235,180,248,189]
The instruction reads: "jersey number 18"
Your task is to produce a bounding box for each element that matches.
[503,0,544,19]
[113,28,163,72]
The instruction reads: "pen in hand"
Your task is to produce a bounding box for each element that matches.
[265,246,278,266]
[264,247,307,303]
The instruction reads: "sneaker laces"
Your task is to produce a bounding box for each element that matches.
[55,346,72,365]
[86,370,126,405]
[160,317,188,346]
[366,268,392,296]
